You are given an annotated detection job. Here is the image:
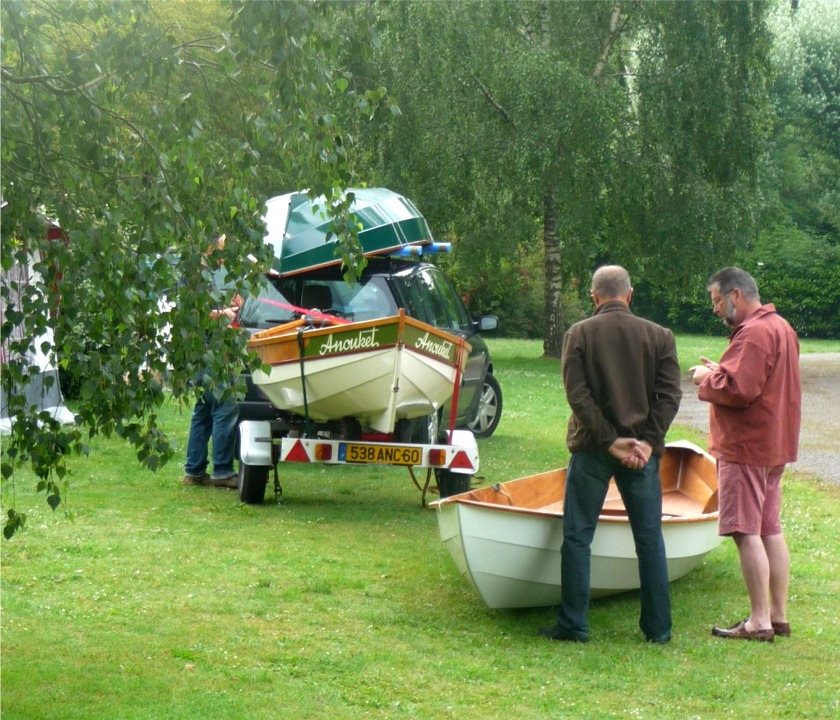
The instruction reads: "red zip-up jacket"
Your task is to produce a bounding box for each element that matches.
[698,304,801,467]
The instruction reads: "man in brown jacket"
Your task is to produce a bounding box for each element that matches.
[540,265,682,644]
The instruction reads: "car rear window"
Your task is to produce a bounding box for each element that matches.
[238,276,296,329]
[328,277,398,322]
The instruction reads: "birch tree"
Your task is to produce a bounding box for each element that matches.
[1,0,390,537]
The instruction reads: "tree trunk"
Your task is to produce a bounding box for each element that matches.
[541,2,630,358]
[539,0,565,360]
[542,189,564,358]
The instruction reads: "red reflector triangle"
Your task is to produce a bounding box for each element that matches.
[449,450,474,470]
[284,439,310,463]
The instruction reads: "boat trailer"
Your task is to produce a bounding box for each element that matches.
[237,420,479,506]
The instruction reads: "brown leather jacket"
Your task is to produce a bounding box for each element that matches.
[562,301,682,457]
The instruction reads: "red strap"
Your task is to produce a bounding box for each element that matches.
[249,296,352,325]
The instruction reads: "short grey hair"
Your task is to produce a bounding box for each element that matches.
[707,267,760,302]
[591,265,632,298]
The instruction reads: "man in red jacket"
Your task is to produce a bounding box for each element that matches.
[691,267,801,642]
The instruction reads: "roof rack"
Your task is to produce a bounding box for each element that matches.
[388,242,451,258]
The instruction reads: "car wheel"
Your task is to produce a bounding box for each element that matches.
[396,411,441,444]
[238,461,268,504]
[467,372,502,438]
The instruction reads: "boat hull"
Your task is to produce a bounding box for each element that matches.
[248,311,470,433]
[433,441,722,609]
[264,188,434,276]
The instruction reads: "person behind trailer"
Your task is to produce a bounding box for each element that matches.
[183,233,243,489]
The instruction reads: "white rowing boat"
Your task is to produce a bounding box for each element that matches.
[432,441,722,609]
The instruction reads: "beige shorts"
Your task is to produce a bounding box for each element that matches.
[717,461,785,536]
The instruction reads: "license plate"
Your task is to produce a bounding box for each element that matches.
[341,443,422,466]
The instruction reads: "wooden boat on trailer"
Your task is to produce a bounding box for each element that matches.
[431,440,722,609]
[235,188,482,506]
[247,309,471,435]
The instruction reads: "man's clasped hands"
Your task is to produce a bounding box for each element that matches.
[608,437,653,470]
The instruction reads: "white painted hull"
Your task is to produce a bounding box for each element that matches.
[248,311,469,433]
[433,441,722,609]
[254,347,460,432]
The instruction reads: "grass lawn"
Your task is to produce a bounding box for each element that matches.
[2,337,838,719]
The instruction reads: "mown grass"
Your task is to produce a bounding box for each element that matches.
[2,337,838,719]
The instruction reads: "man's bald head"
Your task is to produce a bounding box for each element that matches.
[591,265,632,301]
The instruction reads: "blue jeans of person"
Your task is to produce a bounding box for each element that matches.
[184,388,239,479]
[555,446,672,642]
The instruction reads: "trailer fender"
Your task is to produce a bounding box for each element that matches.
[238,420,274,467]
[447,429,479,474]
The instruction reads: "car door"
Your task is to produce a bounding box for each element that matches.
[395,266,486,425]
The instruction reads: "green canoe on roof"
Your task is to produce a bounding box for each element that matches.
[263,188,434,277]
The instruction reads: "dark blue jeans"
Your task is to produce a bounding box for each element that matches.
[184,388,239,479]
[555,446,672,642]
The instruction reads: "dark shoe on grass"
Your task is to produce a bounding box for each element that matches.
[538,625,588,643]
[772,621,791,637]
[183,473,211,486]
[712,619,774,642]
[211,473,238,489]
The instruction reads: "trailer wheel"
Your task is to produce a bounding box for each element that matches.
[238,461,269,504]
[435,469,472,498]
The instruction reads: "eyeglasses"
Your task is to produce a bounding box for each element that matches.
[712,288,734,308]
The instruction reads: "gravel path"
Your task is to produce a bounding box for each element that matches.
[674,353,840,486]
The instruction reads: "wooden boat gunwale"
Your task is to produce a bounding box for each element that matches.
[446,497,720,525]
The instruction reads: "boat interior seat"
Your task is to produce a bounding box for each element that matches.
[301,284,334,312]
[702,488,719,514]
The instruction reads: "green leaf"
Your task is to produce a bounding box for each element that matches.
[4,509,26,539]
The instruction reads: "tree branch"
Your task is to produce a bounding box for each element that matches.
[0,67,112,96]
[472,74,513,125]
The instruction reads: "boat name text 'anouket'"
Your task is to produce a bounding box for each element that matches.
[415,332,454,361]
[319,327,380,355]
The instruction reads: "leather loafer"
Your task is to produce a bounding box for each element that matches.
[772,621,791,637]
[712,619,774,642]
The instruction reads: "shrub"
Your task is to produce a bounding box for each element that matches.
[742,226,840,338]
